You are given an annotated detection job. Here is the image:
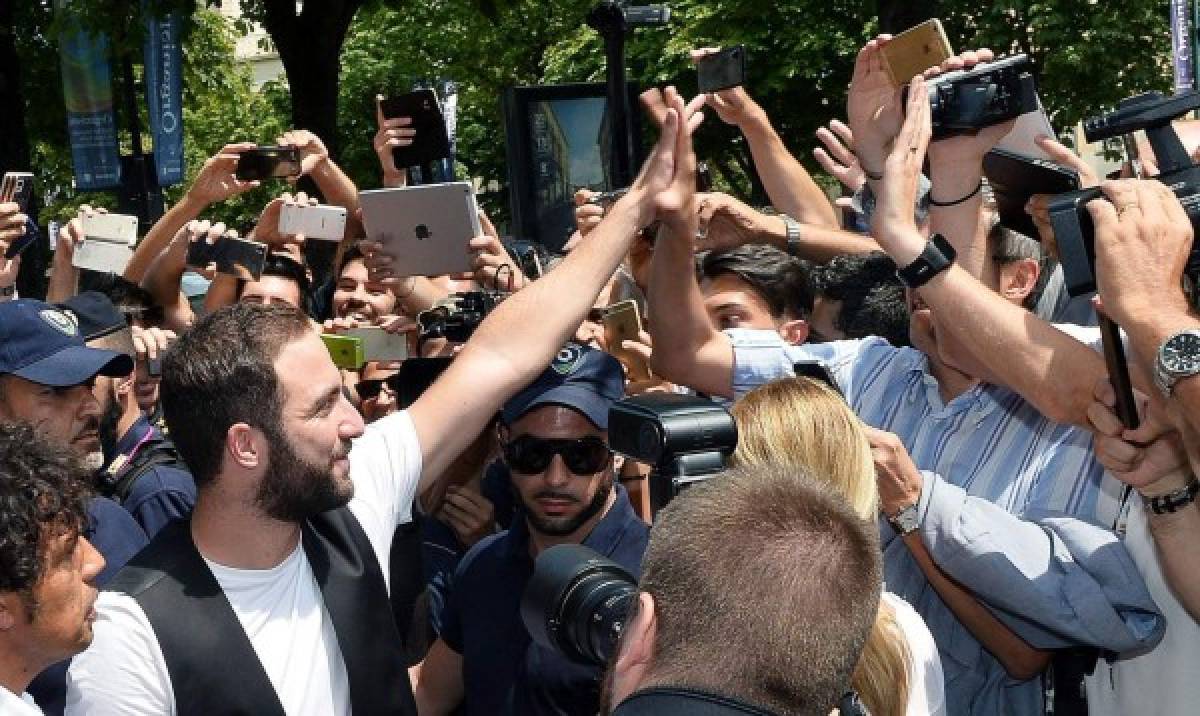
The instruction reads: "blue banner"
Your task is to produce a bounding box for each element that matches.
[144,9,184,186]
[1172,0,1194,93]
[58,28,121,190]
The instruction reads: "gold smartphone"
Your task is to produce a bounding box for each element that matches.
[603,300,652,382]
[881,19,953,86]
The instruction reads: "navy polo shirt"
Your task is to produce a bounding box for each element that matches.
[102,415,196,539]
[439,483,650,716]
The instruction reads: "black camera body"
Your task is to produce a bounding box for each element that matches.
[417,291,502,343]
[608,393,737,514]
[916,54,1038,140]
[1048,91,1200,296]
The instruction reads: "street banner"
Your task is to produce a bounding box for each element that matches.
[58,26,121,189]
[144,8,184,186]
[1172,0,1194,93]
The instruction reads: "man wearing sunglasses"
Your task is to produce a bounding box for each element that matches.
[416,344,651,716]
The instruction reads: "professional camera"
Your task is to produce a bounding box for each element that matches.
[1048,90,1200,296]
[910,54,1038,140]
[521,543,638,666]
[417,290,503,343]
[608,392,737,515]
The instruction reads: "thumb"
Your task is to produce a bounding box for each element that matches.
[375,94,387,128]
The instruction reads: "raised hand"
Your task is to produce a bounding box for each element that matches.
[814,120,866,193]
[632,87,700,234]
[186,143,260,206]
[277,129,330,178]
[574,189,605,239]
[846,35,902,179]
[695,192,778,253]
[870,75,931,257]
[468,234,528,291]
[438,485,496,548]
[253,191,317,247]
[374,94,414,187]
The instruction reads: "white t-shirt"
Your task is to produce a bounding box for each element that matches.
[0,688,44,715]
[65,410,423,716]
[1085,492,1200,716]
[883,591,947,716]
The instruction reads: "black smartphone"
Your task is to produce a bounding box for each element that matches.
[379,89,452,168]
[793,360,843,397]
[146,357,163,378]
[697,45,747,94]
[391,356,454,409]
[235,147,301,181]
[983,148,1081,240]
[696,161,713,192]
[185,236,268,281]
[2,172,35,259]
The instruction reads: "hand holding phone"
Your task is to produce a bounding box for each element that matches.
[1,173,34,259]
[696,45,747,94]
[235,147,302,181]
[378,89,451,168]
[604,300,652,381]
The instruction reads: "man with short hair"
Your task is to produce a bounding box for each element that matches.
[0,424,106,716]
[237,252,311,311]
[809,251,908,346]
[698,244,814,344]
[66,85,698,716]
[605,465,882,716]
[416,345,650,716]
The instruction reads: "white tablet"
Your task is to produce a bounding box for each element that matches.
[359,182,481,277]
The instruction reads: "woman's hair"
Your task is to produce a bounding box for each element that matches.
[731,377,911,716]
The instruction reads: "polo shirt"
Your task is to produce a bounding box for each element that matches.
[439,483,649,716]
[101,415,196,539]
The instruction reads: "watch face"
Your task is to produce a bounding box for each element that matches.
[1163,332,1200,374]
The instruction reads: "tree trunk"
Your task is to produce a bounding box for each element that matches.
[0,0,48,299]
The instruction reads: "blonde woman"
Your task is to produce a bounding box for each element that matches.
[732,376,945,716]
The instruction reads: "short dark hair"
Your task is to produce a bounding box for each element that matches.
[236,253,312,313]
[987,224,1049,311]
[81,274,165,327]
[0,423,91,599]
[698,245,815,320]
[160,303,313,488]
[638,464,881,715]
[813,252,909,347]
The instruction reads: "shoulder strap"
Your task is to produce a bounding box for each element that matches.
[108,439,183,504]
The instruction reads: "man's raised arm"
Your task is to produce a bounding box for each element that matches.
[409,87,699,486]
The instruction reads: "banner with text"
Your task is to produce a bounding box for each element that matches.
[144,8,185,186]
[58,28,121,190]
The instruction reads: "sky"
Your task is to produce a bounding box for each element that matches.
[549,97,607,187]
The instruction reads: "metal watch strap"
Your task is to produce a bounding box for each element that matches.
[781,215,802,256]
[887,503,920,536]
[896,233,956,289]
[1154,329,1200,395]
[1146,476,1200,515]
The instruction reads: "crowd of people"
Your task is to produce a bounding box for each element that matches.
[2,29,1199,716]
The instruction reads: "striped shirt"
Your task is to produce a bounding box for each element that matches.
[727,329,1149,716]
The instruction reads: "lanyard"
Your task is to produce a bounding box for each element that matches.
[102,427,156,484]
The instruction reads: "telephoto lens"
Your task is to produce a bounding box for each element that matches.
[520,544,639,666]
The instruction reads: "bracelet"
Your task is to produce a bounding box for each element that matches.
[1144,475,1200,515]
[928,180,983,207]
[780,215,802,256]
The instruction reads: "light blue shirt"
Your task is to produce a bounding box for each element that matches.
[728,329,1163,716]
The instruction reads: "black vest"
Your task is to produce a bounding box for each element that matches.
[612,688,780,716]
[106,508,417,716]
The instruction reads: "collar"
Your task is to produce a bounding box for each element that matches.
[504,482,638,561]
[613,687,779,715]
[101,414,157,476]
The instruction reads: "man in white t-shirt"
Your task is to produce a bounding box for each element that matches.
[65,86,702,716]
[0,424,105,716]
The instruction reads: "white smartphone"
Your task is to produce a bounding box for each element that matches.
[344,326,409,362]
[279,203,348,241]
[73,212,138,274]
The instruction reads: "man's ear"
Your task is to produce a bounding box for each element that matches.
[609,592,658,707]
[1000,257,1040,306]
[226,423,265,472]
[777,318,810,347]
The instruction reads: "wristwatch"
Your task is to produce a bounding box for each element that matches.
[896,233,956,289]
[780,214,802,256]
[886,503,921,536]
[1153,329,1200,395]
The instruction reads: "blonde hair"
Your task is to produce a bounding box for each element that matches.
[732,377,911,716]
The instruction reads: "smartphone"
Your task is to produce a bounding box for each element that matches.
[186,236,269,281]
[146,357,163,378]
[279,203,348,241]
[379,89,452,168]
[321,334,365,370]
[603,300,652,381]
[344,326,409,362]
[696,162,713,193]
[74,212,138,274]
[881,19,953,86]
[983,148,1081,240]
[2,172,36,259]
[793,360,842,396]
[235,147,301,181]
[697,45,747,94]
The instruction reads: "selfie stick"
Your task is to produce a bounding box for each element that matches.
[587,1,671,188]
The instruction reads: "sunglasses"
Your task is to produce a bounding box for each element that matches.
[356,378,396,401]
[502,435,611,475]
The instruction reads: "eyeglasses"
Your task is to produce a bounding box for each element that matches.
[502,435,611,475]
[356,378,396,401]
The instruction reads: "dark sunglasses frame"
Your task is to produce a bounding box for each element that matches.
[502,435,612,475]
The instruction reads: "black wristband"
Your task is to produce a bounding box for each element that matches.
[928,180,983,207]
[1146,476,1200,515]
[896,233,956,289]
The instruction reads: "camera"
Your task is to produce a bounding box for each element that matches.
[909,54,1038,139]
[608,392,737,515]
[521,543,638,666]
[417,291,503,343]
[1048,90,1200,296]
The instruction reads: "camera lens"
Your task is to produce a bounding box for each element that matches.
[521,544,638,666]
